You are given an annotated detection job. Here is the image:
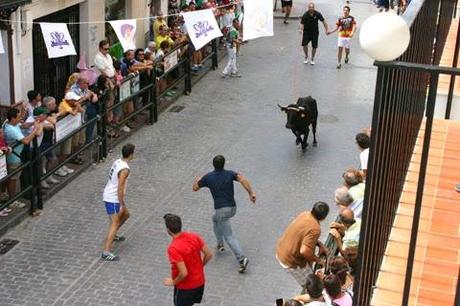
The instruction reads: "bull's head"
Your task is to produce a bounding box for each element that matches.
[278,104,301,129]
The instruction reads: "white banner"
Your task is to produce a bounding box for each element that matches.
[39,23,77,59]
[55,113,82,143]
[0,154,7,180]
[183,9,222,50]
[243,0,274,41]
[164,50,178,73]
[109,19,137,52]
[0,31,4,54]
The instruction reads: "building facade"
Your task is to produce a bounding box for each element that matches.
[0,0,168,105]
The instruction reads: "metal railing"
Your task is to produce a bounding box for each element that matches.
[353,1,458,305]
[0,38,220,218]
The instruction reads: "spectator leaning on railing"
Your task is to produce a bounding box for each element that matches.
[40,97,61,187]
[342,167,365,201]
[355,132,370,178]
[71,76,99,145]
[56,92,83,176]
[276,202,330,287]
[3,108,43,211]
[329,208,361,257]
[334,186,362,219]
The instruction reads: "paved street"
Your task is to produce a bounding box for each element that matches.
[0,1,377,305]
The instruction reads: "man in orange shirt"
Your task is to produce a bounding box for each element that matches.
[276,202,329,287]
[328,5,356,69]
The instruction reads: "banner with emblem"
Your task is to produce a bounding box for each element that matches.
[243,0,274,41]
[183,9,222,50]
[39,23,77,58]
[108,19,137,52]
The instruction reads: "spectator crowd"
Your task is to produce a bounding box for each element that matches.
[278,129,371,306]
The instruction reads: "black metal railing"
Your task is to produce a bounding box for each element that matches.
[353,0,458,305]
[0,38,219,218]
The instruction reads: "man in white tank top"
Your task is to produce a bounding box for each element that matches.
[101,143,135,261]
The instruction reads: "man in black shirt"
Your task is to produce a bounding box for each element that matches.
[281,0,293,24]
[299,2,329,65]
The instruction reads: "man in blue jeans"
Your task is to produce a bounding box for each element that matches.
[193,155,256,273]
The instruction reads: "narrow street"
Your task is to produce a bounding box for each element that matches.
[0,1,377,305]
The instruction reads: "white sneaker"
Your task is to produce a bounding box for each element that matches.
[304,58,309,64]
[310,60,315,65]
[63,166,74,174]
[11,200,27,209]
[47,175,59,184]
[41,181,50,189]
[55,168,68,177]
[121,125,131,133]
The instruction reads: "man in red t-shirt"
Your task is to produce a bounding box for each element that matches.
[163,214,213,306]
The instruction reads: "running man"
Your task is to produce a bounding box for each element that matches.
[328,5,357,69]
[163,214,213,306]
[281,0,293,24]
[101,143,135,261]
[299,2,328,65]
[192,155,256,273]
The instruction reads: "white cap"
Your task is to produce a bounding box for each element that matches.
[64,91,81,101]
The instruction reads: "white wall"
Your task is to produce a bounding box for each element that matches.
[0,30,11,105]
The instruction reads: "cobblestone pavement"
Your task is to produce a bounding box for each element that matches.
[0,1,377,305]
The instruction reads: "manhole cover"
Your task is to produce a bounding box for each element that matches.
[318,114,339,123]
[169,105,185,113]
[0,239,19,255]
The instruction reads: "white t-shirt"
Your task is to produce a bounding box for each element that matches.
[360,148,369,170]
[103,159,130,203]
[94,51,115,78]
[305,301,328,306]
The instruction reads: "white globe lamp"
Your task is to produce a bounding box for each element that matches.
[359,12,411,61]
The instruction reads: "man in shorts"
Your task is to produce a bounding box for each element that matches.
[163,214,213,306]
[281,0,293,24]
[328,5,356,69]
[299,2,328,65]
[101,143,135,261]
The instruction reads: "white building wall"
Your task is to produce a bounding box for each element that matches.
[5,0,158,104]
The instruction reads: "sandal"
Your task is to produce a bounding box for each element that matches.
[0,210,9,217]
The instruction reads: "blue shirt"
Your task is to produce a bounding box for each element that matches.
[199,169,238,209]
[3,123,24,165]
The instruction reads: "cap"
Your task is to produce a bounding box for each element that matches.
[64,91,81,101]
[33,107,49,116]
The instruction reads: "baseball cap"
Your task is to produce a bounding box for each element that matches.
[64,91,81,101]
[33,107,49,116]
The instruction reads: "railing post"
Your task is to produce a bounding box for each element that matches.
[401,72,439,306]
[211,38,218,70]
[445,18,460,119]
[98,91,108,160]
[27,141,37,214]
[31,137,43,211]
[185,43,193,95]
[149,69,157,124]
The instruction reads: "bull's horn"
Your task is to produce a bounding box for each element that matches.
[277,104,287,109]
[298,106,305,111]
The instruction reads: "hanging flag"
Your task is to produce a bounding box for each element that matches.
[243,0,274,41]
[0,31,5,54]
[39,23,77,59]
[109,19,137,52]
[183,9,222,50]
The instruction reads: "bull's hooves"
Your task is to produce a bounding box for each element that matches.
[296,140,301,145]
[313,142,318,147]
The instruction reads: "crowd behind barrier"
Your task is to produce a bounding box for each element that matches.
[0,0,241,219]
[277,129,370,306]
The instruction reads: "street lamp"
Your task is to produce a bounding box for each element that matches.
[359,12,411,61]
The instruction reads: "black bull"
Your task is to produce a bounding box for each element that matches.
[278,96,318,150]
